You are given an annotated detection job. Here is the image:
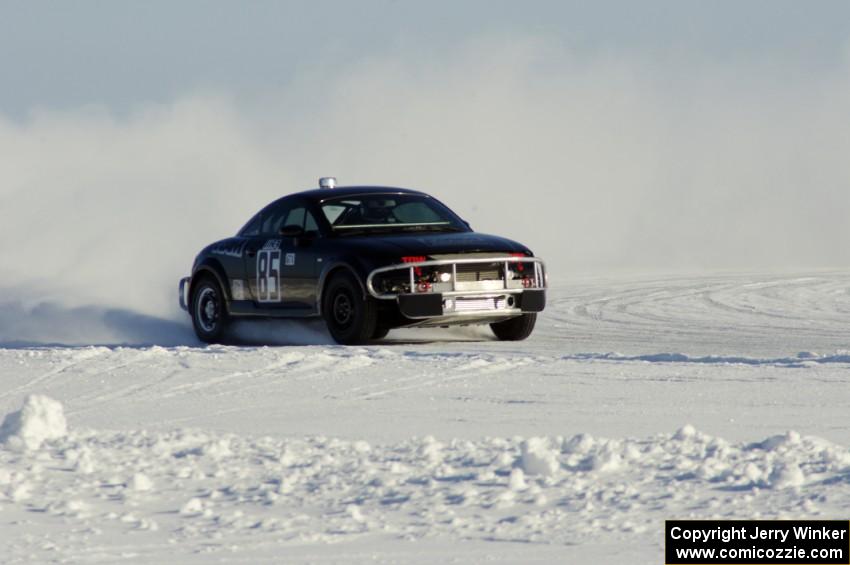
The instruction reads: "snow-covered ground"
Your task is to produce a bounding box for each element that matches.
[2,271,850,563]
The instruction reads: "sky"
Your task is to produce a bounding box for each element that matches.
[2,1,849,114]
[2,1,850,321]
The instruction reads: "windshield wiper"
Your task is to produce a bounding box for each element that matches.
[400,224,465,233]
[335,224,465,236]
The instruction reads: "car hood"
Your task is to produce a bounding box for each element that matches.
[338,231,532,258]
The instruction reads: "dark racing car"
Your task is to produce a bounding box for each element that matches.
[179,178,547,344]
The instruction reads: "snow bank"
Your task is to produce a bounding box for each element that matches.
[0,395,67,450]
[519,437,560,476]
[1,422,849,562]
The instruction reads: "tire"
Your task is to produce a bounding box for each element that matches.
[490,313,537,341]
[322,272,378,345]
[191,276,230,343]
[371,325,390,340]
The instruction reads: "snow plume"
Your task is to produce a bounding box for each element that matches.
[2,38,850,344]
[0,96,281,345]
[228,319,335,346]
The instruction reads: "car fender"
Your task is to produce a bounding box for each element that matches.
[191,258,231,307]
[316,259,369,312]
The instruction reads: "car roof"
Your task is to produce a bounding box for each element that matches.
[292,186,428,201]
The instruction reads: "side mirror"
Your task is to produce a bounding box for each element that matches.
[280,224,305,237]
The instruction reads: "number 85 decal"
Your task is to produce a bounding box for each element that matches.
[257,250,281,302]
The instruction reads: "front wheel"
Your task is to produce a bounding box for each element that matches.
[191,276,229,343]
[322,273,378,345]
[371,325,390,340]
[490,313,537,341]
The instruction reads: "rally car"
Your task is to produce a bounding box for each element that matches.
[179,178,547,344]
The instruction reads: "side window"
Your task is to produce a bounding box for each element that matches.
[240,213,262,237]
[261,203,292,235]
[256,200,319,236]
[304,210,319,233]
[283,207,306,229]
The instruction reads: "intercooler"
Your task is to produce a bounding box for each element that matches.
[451,296,508,312]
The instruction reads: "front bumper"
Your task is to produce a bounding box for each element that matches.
[178,277,191,311]
[366,256,547,323]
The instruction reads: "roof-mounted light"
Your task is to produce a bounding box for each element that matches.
[319,177,336,189]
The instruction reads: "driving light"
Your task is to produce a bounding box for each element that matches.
[511,252,527,272]
[439,272,452,283]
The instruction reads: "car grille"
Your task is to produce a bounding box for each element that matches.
[454,263,501,282]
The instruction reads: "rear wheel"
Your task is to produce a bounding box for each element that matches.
[191,276,229,343]
[322,273,378,345]
[490,313,537,341]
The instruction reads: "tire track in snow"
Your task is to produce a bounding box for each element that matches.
[545,273,850,355]
[62,348,379,421]
[158,352,310,399]
[69,351,305,414]
[66,367,188,417]
[63,348,176,405]
[0,347,109,402]
[214,350,377,398]
[347,353,536,400]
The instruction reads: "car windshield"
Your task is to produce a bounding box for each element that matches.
[320,194,467,235]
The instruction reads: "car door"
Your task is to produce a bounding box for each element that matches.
[243,199,319,312]
[243,200,292,310]
[275,204,321,312]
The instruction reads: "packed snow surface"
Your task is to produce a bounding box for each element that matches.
[1,272,850,563]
